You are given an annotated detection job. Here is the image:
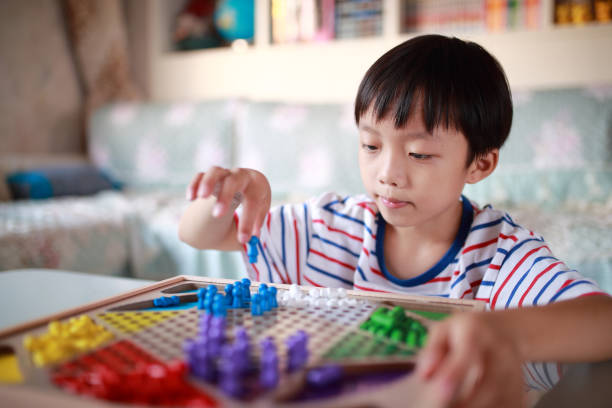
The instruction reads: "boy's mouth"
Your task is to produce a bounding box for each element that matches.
[379,195,410,209]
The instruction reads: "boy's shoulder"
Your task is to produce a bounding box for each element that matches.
[465,198,542,250]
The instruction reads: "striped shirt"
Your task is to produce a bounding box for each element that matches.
[236,192,607,389]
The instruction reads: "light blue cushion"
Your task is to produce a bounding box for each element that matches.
[89,101,237,190]
[235,101,363,201]
[464,86,612,208]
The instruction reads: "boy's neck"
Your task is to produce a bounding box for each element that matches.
[383,198,464,280]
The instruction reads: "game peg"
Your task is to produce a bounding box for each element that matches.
[241,278,251,300]
[247,236,259,263]
[251,294,262,316]
[269,287,278,308]
[232,286,243,308]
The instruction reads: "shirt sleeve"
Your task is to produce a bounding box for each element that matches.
[481,216,606,311]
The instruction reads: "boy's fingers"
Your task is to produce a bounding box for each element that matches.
[200,166,230,198]
[214,171,248,218]
[187,172,204,200]
[237,197,263,245]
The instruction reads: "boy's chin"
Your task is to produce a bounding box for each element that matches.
[378,208,420,228]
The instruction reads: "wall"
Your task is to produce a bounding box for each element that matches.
[0,0,84,154]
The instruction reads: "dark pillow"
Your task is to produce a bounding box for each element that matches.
[6,164,121,200]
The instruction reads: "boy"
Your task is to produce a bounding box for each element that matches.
[179,35,612,407]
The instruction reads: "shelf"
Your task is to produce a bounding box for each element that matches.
[148,0,612,102]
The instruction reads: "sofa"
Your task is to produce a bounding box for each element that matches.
[1,86,611,294]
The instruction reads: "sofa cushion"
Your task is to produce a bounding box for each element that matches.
[6,164,119,200]
[89,100,237,191]
[234,101,363,201]
[464,86,612,208]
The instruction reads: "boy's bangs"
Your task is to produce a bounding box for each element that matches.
[358,82,461,134]
[354,41,462,134]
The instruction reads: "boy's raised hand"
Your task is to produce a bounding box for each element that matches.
[416,312,526,408]
[186,166,271,245]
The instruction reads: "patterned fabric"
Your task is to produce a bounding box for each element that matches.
[0,191,131,276]
[89,100,237,190]
[464,86,612,208]
[235,101,362,201]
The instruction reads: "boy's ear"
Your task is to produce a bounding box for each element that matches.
[465,149,499,184]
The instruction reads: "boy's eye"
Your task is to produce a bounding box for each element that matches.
[362,143,378,152]
[409,152,432,160]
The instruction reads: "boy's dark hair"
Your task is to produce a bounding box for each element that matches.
[354,34,513,165]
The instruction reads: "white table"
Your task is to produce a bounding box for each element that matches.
[0,269,154,331]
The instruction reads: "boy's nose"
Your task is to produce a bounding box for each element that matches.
[378,174,399,187]
[378,159,407,188]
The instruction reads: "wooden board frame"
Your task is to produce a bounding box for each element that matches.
[0,275,486,408]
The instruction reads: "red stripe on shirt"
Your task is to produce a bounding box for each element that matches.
[312,219,364,242]
[559,279,574,291]
[426,276,451,284]
[579,292,610,298]
[462,237,498,254]
[294,219,301,285]
[353,283,391,293]
[460,288,472,298]
[266,213,271,231]
[474,297,489,303]
[362,247,370,256]
[311,249,355,270]
[356,202,377,217]
[489,264,501,270]
[252,263,260,281]
[470,279,483,288]
[518,261,563,307]
[370,267,384,277]
[272,260,290,285]
[491,244,549,309]
[304,275,323,287]
[499,233,518,242]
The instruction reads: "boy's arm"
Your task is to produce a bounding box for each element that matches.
[178,167,271,251]
[416,294,612,407]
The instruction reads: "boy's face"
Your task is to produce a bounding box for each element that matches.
[357,106,480,232]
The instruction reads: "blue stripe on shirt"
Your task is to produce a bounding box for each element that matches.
[549,280,594,303]
[533,269,574,305]
[451,257,493,289]
[312,234,360,258]
[258,240,273,282]
[280,205,286,269]
[323,201,374,236]
[303,203,310,255]
[501,237,544,268]
[357,265,367,281]
[505,256,557,308]
[306,262,353,286]
[470,217,503,232]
